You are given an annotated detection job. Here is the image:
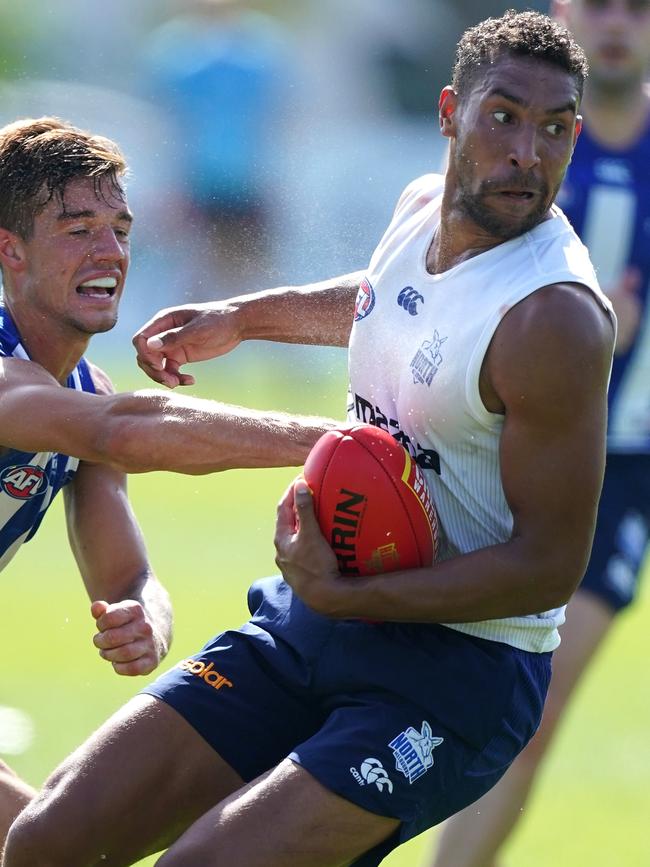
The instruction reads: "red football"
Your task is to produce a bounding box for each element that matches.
[303,424,439,576]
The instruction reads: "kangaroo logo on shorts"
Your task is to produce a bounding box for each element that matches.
[353,277,376,322]
[389,721,443,784]
[0,465,46,499]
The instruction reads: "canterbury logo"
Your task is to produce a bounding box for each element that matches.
[397,286,424,316]
[350,758,394,793]
[178,658,233,690]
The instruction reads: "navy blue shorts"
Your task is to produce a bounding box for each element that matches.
[142,576,551,865]
[580,453,650,612]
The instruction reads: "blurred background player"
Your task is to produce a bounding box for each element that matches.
[429,1,650,864]
[140,0,289,296]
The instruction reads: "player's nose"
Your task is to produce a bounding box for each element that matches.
[507,127,541,171]
[89,226,128,263]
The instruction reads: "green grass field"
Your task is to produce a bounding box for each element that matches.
[1,348,648,866]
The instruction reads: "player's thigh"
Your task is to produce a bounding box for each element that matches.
[4,694,244,866]
[157,757,400,867]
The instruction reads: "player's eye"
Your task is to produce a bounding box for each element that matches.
[493,111,512,125]
[545,122,565,136]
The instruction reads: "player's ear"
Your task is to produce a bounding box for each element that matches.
[573,115,583,145]
[439,87,458,139]
[0,228,26,273]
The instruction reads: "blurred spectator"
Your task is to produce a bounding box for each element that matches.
[141,0,291,296]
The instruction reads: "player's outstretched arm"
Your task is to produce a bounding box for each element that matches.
[64,462,172,676]
[102,390,339,474]
[276,284,616,623]
[0,357,338,474]
[132,271,365,387]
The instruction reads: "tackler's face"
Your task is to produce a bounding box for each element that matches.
[19,175,132,336]
[441,52,581,241]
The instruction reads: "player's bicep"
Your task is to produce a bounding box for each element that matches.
[65,462,151,602]
[500,385,606,578]
[0,358,60,442]
[0,357,105,455]
[490,285,613,594]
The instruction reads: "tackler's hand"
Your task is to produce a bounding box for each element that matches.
[91,599,166,676]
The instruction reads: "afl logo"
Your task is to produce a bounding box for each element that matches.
[354,277,376,322]
[1,465,46,499]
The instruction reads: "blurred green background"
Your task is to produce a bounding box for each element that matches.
[1,354,648,867]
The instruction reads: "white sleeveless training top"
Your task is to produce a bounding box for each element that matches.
[347,173,613,653]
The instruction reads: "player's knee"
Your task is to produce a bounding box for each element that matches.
[4,806,50,866]
[4,797,78,866]
[0,766,36,839]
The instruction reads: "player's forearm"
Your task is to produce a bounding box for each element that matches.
[234,272,363,347]
[320,536,588,623]
[101,390,339,474]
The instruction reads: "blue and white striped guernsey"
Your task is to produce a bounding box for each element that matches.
[0,305,96,572]
[347,174,613,653]
[556,120,650,454]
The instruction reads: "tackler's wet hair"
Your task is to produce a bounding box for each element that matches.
[0,116,127,239]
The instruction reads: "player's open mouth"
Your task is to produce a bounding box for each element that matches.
[499,191,534,199]
[76,276,118,297]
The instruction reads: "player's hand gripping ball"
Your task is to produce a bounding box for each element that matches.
[303,424,439,576]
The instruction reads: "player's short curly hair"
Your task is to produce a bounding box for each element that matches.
[0,116,127,240]
[452,9,588,100]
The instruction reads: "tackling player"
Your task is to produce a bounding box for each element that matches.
[0,117,334,849]
[0,117,173,846]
